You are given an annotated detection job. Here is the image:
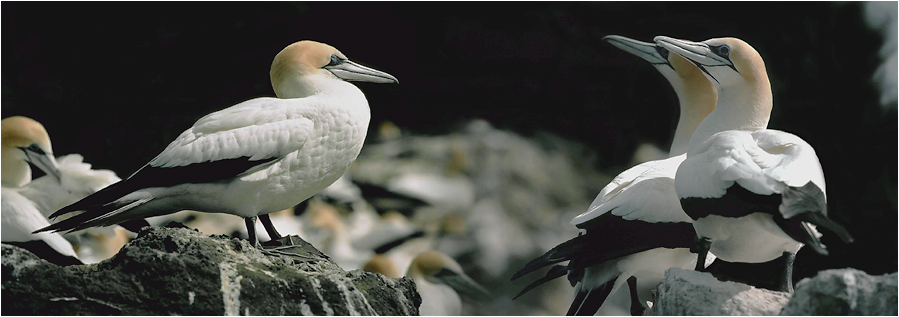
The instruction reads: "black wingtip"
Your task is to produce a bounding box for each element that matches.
[512,265,568,300]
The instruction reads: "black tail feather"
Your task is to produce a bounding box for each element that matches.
[513,265,569,300]
[568,279,615,316]
[511,235,586,281]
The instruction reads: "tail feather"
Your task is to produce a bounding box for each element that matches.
[776,182,853,254]
[512,214,696,282]
[511,235,587,281]
[568,279,615,316]
[47,175,143,220]
[513,265,568,300]
[35,197,148,234]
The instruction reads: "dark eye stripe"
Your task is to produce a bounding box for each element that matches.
[326,54,344,67]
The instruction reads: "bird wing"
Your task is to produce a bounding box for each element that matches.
[42,97,318,229]
[2,188,80,259]
[572,155,691,227]
[676,130,851,253]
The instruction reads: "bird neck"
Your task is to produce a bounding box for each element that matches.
[687,80,772,150]
[1,148,30,187]
[274,74,364,99]
[669,82,718,156]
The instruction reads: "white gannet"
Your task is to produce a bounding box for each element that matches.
[36,40,398,250]
[654,35,853,292]
[511,35,717,315]
[20,154,121,218]
[407,250,490,316]
[17,153,131,263]
[1,116,81,265]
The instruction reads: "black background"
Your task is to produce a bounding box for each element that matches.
[3,2,896,282]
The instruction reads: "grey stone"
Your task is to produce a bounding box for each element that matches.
[648,268,791,316]
[1,226,420,315]
[780,268,898,316]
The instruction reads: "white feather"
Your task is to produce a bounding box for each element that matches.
[2,187,79,259]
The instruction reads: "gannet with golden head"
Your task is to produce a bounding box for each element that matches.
[654,36,853,292]
[36,40,398,250]
[407,250,490,316]
[1,116,80,265]
[512,35,717,315]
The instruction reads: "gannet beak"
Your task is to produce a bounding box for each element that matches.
[430,268,492,301]
[603,35,670,66]
[20,144,61,182]
[326,60,399,84]
[653,36,732,68]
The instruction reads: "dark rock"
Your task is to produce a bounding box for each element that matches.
[779,268,897,316]
[2,226,421,315]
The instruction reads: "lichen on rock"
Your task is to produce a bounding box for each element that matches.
[2,226,421,315]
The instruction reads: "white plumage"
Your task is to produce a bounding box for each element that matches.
[407,250,490,316]
[655,35,852,291]
[37,40,398,247]
[1,116,80,265]
[513,35,717,315]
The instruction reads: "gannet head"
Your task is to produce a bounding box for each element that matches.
[1,116,60,187]
[407,250,491,299]
[653,36,770,93]
[270,40,399,98]
[656,36,773,143]
[363,254,401,278]
[604,35,718,156]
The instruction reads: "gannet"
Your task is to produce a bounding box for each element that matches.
[511,35,717,315]
[17,153,130,263]
[363,253,402,278]
[35,40,398,250]
[654,35,853,292]
[407,250,490,316]
[1,116,80,265]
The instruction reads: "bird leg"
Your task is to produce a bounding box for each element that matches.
[627,276,645,316]
[259,214,284,241]
[777,252,796,293]
[691,235,711,271]
[250,215,313,260]
[245,216,262,248]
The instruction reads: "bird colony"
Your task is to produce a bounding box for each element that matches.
[1,36,852,315]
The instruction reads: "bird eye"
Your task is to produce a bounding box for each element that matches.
[22,143,46,155]
[326,54,344,67]
[713,45,730,58]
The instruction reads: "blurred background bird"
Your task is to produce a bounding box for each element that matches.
[2,116,137,265]
[3,2,894,315]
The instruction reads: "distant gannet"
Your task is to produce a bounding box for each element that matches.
[654,35,853,292]
[1,116,80,265]
[407,250,490,316]
[511,35,717,315]
[36,40,398,251]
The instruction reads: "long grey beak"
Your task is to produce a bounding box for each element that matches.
[604,35,669,66]
[432,268,491,301]
[653,36,726,67]
[326,60,399,84]
[21,144,61,182]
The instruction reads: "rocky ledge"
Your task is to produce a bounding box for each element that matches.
[1,226,421,315]
[649,268,897,316]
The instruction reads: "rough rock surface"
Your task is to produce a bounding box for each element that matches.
[648,268,791,316]
[780,268,898,316]
[1,226,421,315]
